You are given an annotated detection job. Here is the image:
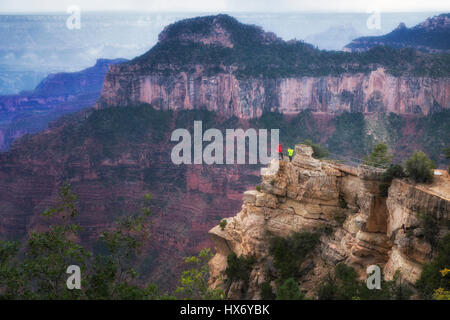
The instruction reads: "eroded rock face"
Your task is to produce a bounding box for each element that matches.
[384,179,450,283]
[97,67,449,118]
[208,144,450,299]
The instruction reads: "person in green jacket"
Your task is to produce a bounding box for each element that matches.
[288,148,294,162]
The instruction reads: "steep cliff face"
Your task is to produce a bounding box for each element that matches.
[98,66,449,118]
[96,14,449,118]
[385,178,450,283]
[208,145,449,299]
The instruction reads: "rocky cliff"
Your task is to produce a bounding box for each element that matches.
[96,14,450,118]
[208,144,450,299]
[98,66,449,118]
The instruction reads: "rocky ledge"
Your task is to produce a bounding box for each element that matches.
[208,144,450,299]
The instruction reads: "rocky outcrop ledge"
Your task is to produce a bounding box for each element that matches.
[208,144,450,299]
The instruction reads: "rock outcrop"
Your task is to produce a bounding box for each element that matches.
[208,144,450,299]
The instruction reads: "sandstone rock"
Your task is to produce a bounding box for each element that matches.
[209,143,450,298]
[98,66,450,118]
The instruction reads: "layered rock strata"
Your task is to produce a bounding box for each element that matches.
[97,66,449,118]
[208,144,450,298]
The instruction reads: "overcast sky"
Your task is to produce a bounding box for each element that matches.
[1,0,449,13]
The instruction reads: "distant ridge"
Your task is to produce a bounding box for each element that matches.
[0,58,127,151]
[344,13,450,53]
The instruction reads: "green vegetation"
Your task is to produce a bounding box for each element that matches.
[302,139,329,159]
[219,219,227,230]
[327,112,370,157]
[255,185,261,192]
[276,278,305,300]
[318,263,412,300]
[247,109,449,166]
[379,164,405,196]
[175,248,224,300]
[269,232,319,281]
[415,109,450,165]
[385,112,406,145]
[260,281,276,300]
[224,253,255,289]
[415,234,450,299]
[404,151,436,183]
[363,143,393,168]
[444,147,450,173]
[0,185,222,300]
[0,184,157,299]
[133,15,450,78]
[418,211,440,247]
[250,110,323,151]
[433,269,450,300]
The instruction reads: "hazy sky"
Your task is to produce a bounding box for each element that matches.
[1,0,449,13]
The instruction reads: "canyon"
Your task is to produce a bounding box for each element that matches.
[208,144,450,298]
[0,14,448,294]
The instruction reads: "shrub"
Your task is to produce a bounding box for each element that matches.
[269,232,319,280]
[418,211,440,247]
[318,263,412,300]
[404,151,436,183]
[379,164,405,196]
[224,253,255,287]
[260,282,276,300]
[276,278,305,300]
[317,273,339,300]
[255,185,261,192]
[176,248,225,300]
[363,143,393,168]
[433,269,450,300]
[416,234,450,299]
[219,219,227,230]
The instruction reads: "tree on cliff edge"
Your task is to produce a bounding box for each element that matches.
[363,143,393,168]
[404,151,436,183]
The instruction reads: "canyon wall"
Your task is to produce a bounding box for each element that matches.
[208,144,450,299]
[97,66,449,118]
[0,109,261,290]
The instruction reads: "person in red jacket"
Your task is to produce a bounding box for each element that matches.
[278,144,283,160]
